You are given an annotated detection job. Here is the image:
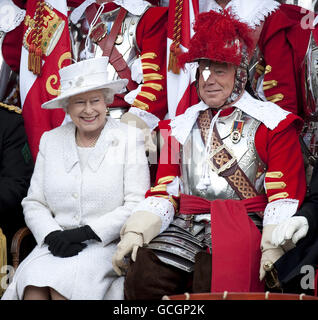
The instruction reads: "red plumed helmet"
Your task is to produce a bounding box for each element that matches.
[178,10,254,67]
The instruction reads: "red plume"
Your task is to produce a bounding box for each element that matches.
[178,10,254,68]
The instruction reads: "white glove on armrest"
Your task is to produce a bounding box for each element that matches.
[271,216,309,247]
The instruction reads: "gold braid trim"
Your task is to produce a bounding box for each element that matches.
[143,73,164,81]
[266,171,284,178]
[142,62,160,71]
[142,83,163,91]
[141,52,157,59]
[266,93,284,103]
[169,196,178,211]
[151,185,167,192]
[158,176,175,184]
[268,192,289,202]
[265,65,272,74]
[138,91,157,102]
[263,80,278,91]
[256,64,265,74]
[265,182,286,190]
[0,102,22,114]
[132,99,149,110]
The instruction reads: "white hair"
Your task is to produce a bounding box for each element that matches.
[64,88,115,110]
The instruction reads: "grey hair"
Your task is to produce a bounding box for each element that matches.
[64,88,115,111]
[102,88,115,105]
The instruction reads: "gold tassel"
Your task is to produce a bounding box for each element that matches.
[28,44,35,72]
[0,228,7,297]
[168,43,182,74]
[34,47,42,75]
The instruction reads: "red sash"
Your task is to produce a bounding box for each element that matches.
[180,193,267,292]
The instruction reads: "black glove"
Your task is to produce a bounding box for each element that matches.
[44,230,87,258]
[58,225,101,243]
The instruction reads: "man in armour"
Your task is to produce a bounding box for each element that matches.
[112,10,307,299]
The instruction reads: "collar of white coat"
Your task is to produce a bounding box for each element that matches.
[63,116,119,172]
[204,0,280,28]
[170,90,290,145]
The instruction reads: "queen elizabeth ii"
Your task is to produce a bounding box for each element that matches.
[2,57,150,300]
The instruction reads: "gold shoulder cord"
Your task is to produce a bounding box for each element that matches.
[0,102,22,114]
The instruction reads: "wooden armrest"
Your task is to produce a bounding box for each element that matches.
[10,227,31,270]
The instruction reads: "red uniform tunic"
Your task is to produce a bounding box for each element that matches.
[257,4,312,117]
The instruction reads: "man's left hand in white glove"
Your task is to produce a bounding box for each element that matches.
[271,216,309,247]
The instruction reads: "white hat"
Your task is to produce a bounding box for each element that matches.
[42,57,128,109]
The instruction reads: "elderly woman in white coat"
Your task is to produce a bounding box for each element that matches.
[1,57,150,300]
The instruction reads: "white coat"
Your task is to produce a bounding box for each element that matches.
[2,117,150,300]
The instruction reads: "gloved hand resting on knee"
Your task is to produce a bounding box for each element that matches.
[112,211,162,276]
[45,225,100,258]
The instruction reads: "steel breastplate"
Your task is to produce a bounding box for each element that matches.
[180,108,266,200]
[95,12,140,81]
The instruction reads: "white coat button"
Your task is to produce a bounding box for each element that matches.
[112,138,119,147]
[72,192,78,199]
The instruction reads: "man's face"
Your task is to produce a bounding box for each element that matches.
[198,60,236,109]
[216,0,231,8]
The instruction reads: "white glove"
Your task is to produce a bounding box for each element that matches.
[120,210,162,244]
[112,232,143,276]
[271,216,309,247]
[112,211,162,276]
[121,112,157,155]
[259,224,285,281]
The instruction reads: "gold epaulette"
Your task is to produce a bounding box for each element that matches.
[0,102,22,114]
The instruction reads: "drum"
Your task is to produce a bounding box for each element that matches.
[162,292,318,300]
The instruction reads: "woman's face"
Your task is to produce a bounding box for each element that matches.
[67,89,107,136]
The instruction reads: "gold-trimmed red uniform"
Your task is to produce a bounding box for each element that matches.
[255,4,312,116]
[131,6,169,122]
